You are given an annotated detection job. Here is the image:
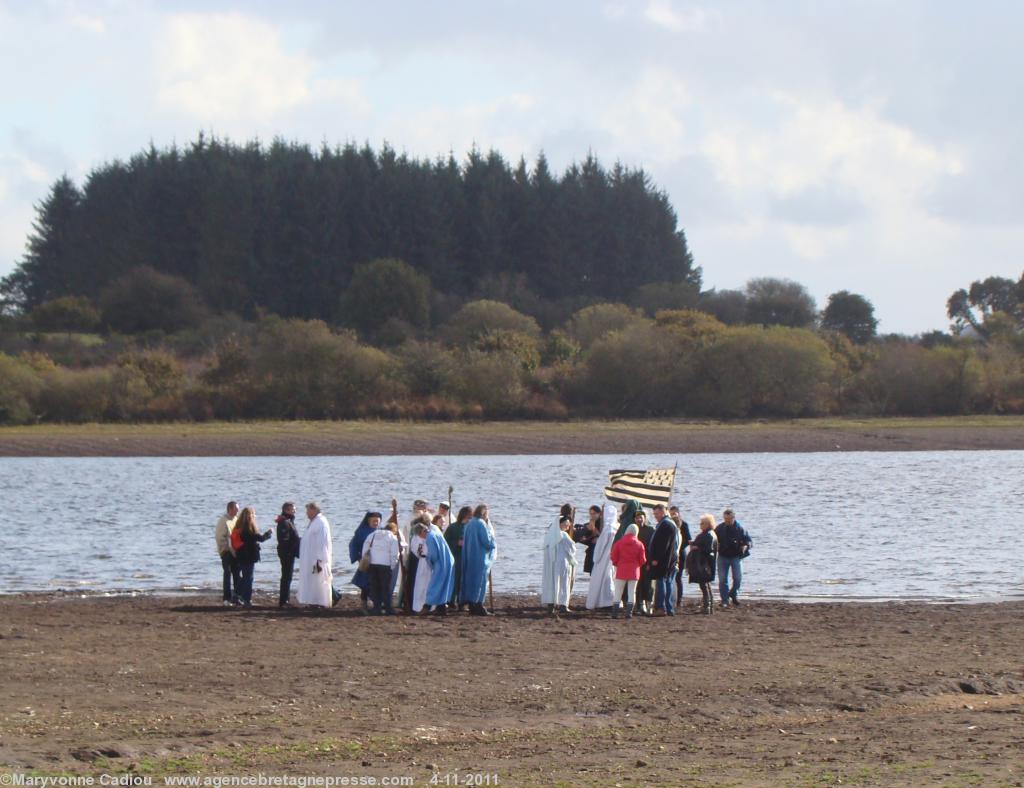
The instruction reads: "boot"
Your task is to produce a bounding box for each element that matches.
[625,604,634,619]
[612,604,619,619]
[547,603,555,615]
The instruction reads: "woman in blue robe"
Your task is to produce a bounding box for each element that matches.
[349,511,381,613]
[424,524,456,615]
[460,504,496,616]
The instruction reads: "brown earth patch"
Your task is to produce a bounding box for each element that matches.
[1,594,1022,785]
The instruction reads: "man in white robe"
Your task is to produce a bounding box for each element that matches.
[540,516,577,613]
[297,503,333,607]
[586,502,618,610]
[410,524,433,612]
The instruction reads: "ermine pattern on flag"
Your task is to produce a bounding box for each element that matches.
[604,467,676,507]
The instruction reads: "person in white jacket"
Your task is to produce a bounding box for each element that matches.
[362,521,400,615]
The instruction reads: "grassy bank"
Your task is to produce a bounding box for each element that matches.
[2,415,1024,456]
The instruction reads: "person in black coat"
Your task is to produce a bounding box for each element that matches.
[670,506,692,607]
[687,513,718,615]
[234,507,273,608]
[647,504,680,616]
[635,511,657,615]
[275,502,301,608]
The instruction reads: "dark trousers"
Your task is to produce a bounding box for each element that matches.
[675,549,686,605]
[700,582,713,609]
[368,564,393,613]
[237,560,255,604]
[221,553,241,602]
[279,556,294,606]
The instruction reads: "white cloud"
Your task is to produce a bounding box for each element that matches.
[67,14,106,34]
[600,68,690,163]
[700,94,963,258]
[155,12,367,124]
[643,0,711,33]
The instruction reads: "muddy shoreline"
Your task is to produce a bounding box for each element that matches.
[2,418,1024,456]
[1,593,1021,785]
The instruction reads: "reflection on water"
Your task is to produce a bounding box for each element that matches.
[1,451,1022,600]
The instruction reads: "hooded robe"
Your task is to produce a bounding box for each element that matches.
[460,517,496,604]
[348,512,379,591]
[540,519,577,606]
[297,513,333,607]
[585,502,618,609]
[613,500,644,543]
[424,525,455,607]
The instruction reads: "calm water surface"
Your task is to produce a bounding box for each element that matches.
[1,452,1021,601]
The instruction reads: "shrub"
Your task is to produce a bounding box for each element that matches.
[443,300,541,347]
[340,258,433,334]
[474,330,541,371]
[100,266,207,334]
[250,317,397,418]
[692,326,833,417]
[570,323,679,416]
[442,349,528,417]
[36,366,114,422]
[565,303,648,349]
[0,353,42,424]
[630,281,700,316]
[30,296,101,333]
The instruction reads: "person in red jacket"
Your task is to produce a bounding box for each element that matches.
[609,522,647,619]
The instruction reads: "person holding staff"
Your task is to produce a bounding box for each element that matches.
[445,506,472,610]
[460,504,496,616]
[424,517,456,615]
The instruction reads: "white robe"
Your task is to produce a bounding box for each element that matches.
[586,503,618,610]
[297,513,333,607]
[540,519,577,606]
[410,534,432,612]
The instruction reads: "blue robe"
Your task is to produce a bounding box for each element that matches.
[348,515,377,591]
[424,528,455,606]
[459,517,495,604]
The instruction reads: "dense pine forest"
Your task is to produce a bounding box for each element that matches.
[0,138,1022,425]
[0,136,697,320]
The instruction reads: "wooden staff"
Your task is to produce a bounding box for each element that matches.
[488,512,495,614]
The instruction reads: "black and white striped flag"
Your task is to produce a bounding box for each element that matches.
[604,467,677,507]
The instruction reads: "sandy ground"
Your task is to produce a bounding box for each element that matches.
[1,594,1021,786]
[2,418,1024,456]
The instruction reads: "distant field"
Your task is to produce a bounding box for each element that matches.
[2,416,1024,455]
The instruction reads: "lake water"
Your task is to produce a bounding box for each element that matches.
[1,451,1022,601]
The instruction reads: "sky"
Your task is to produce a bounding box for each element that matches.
[0,0,1021,334]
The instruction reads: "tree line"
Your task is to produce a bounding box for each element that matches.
[0,137,697,322]
[1,262,1021,424]
[0,136,1020,424]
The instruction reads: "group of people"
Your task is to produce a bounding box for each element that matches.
[546,502,752,617]
[213,496,751,617]
[214,498,496,615]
